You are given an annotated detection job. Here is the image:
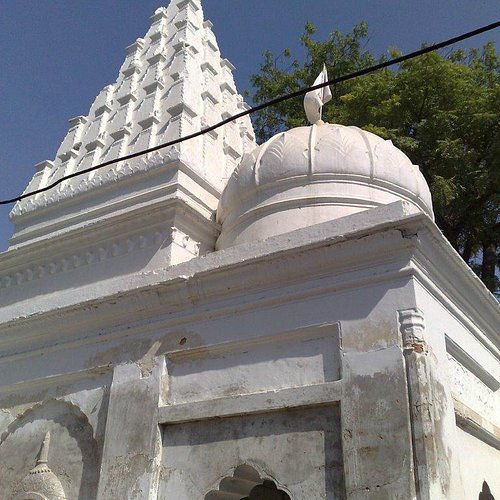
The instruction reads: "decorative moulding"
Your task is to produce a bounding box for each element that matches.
[147,52,166,66]
[409,226,500,353]
[9,149,180,219]
[2,182,220,288]
[116,93,138,106]
[398,308,426,352]
[220,81,236,95]
[176,0,200,12]
[139,113,161,129]
[220,58,236,71]
[68,115,88,128]
[110,127,131,141]
[121,64,142,78]
[1,205,498,355]
[94,104,112,117]
[57,149,78,162]
[125,38,145,56]
[34,160,54,173]
[150,7,169,23]
[445,335,499,391]
[150,30,164,43]
[9,0,255,246]
[0,224,202,291]
[144,80,165,94]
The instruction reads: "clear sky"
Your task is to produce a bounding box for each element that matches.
[0,0,498,250]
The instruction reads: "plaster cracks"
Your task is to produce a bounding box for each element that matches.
[96,359,164,499]
[136,340,162,378]
[399,307,453,499]
[0,408,14,436]
[0,0,497,497]
[97,453,157,500]
[446,354,498,427]
[399,308,426,354]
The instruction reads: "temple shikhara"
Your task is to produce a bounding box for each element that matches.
[0,1,498,499]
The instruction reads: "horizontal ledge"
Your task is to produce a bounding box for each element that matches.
[158,381,342,424]
[0,364,112,396]
[445,335,499,391]
[454,399,500,451]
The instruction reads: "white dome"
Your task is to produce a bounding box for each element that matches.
[216,123,433,249]
[17,464,66,500]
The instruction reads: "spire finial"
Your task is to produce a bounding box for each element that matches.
[36,431,51,465]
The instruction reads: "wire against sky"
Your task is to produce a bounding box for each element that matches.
[0,20,498,206]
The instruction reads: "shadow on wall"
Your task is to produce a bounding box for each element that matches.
[479,481,495,500]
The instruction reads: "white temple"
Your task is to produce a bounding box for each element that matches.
[0,1,498,499]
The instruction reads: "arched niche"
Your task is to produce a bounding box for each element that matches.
[0,399,99,500]
[205,464,291,500]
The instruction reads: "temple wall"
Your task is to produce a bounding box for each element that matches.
[414,279,500,499]
[0,208,498,499]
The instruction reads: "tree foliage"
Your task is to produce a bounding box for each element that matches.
[249,23,500,294]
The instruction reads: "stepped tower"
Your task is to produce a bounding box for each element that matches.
[8,0,254,270]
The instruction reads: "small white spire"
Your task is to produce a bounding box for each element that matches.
[36,431,51,465]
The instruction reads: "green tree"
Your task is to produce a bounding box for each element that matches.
[249,24,500,294]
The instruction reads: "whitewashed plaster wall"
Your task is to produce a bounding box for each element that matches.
[0,203,498,499]
[2,0,497,498]
[412,275,499,499]
[456,427,500,495]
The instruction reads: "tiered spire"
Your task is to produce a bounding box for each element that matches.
[11,0,255,223]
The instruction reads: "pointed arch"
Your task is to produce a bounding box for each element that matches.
[205,464,291,499]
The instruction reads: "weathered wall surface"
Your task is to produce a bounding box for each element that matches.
[456,427,500,497]
[0,208,498,499]
[0,376,109,499]
[160,406,344,499]
[413,267,500,500]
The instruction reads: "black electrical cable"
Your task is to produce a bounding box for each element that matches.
[1,20,498,206]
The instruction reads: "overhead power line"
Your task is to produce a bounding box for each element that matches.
[1,20,499,206]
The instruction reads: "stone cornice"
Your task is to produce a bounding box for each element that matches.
[0,196,218,291]
[0,203,498,360]
[10,150,180,221]
[408,223,500,354]
[8,156,220,247]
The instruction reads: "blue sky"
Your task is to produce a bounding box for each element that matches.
[0,0,498,250]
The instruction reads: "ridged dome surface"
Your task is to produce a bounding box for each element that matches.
[17,464,66,499]
[217,123,433,249]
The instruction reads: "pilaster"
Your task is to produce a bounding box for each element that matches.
[97,358,165,500]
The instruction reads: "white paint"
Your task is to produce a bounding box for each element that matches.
[8,0,254,251]
[0,1,498,499]
[217,123,433,249]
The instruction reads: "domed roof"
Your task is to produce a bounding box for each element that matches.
[17,465,66,500]
[15,432,66,500]
[216,123,433,249]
